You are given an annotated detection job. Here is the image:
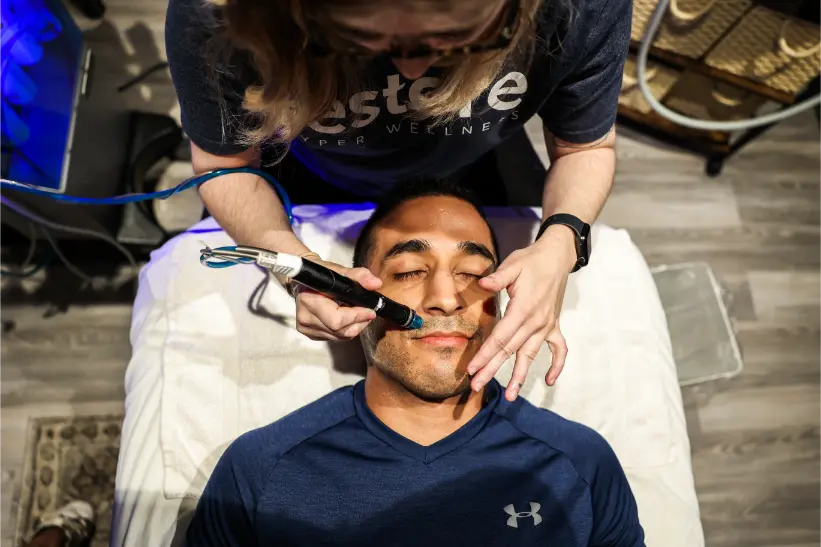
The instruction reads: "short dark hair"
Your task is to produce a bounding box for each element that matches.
[352,178,500,269]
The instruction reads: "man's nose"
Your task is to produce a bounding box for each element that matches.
[421,273,465,316]
[391,58,435,80]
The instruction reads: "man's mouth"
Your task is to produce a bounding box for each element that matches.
[414,330,472,348]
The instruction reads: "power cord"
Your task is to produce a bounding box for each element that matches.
[0,255,52,277]
[0,167,294,225]
[40,226,94,283]
[0,220,55,278]
[0,196,137,270]
[2,219,33,276]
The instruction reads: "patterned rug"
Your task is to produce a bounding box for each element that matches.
[16,415,123,547]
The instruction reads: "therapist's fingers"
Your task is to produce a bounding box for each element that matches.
[544,327,568,386]
[298,322,372,342]
[296,315,372,342]
[466,299,529,376]
[504,334,545,402]
[478,250,522,293]
[469,316,535,392]
[319,260,383,291]
[298,325,334,341]
[297,291,375,339]
[338,320,372,339]
[298,325,344,342]
[299,290,376,326]
[344,266,383,290]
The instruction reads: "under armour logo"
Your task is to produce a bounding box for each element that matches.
[504,502,542,528]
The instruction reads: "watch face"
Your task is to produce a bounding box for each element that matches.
[540,214,591,271]
[579,222,591,263]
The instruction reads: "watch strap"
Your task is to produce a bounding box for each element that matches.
[536,213,589,272]
[536,213,584,241]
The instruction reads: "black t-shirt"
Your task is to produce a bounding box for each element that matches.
[166,0,631,196]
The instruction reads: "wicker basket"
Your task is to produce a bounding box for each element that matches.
[619,55,682,114]
[705,7,821,96]
[631,0,752,59]
[663,71,768,121]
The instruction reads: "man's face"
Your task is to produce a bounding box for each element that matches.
[360,195,499,402]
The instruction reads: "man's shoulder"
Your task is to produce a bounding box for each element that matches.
[227,385,357,467]
[494,395,619,482]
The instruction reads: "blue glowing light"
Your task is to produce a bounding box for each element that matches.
[1,0,84,192]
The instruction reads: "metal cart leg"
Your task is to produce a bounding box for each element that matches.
[705,154,725,177]
[705,76,820,176]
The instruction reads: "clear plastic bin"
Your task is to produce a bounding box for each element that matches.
[652,262,743,386]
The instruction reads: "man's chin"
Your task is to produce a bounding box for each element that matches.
[370,340,478,402]
[404,382,472,403]
[397,369,473,403]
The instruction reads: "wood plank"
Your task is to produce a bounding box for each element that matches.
[601,180,742,229]
[747,271,821,327]
[690,425,820,467]
[695,384,819,434]
[732,179,820,226]
[617,105,732,154]
[631,224,820,275]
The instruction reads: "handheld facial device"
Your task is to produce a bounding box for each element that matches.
[200,245,424,330]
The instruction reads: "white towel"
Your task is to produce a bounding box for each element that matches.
[126,207,702,546]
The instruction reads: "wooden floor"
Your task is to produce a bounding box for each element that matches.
[2,2,820,546]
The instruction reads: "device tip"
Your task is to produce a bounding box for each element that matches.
[409,313,423,330]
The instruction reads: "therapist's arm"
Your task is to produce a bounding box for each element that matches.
[541,125,616,228]
[192,142,312,257]
[532,125,616,277]
[466,127,617,397]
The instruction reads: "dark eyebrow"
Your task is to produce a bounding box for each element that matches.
[381,239,431,265]
[380,239,497,265]
[458,241,497,265]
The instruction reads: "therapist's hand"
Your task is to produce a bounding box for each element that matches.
[293,258,382,341]
[466,225,576,401]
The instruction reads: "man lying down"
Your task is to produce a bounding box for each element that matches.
[187,179,645,546]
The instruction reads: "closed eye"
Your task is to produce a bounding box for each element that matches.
[393,271,485,281]
[393,270,425,281]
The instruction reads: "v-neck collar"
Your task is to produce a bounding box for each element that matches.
[353,379,501,464]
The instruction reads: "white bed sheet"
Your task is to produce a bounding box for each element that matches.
[111,207,704,547]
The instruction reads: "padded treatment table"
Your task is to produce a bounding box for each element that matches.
[111,206,704,547]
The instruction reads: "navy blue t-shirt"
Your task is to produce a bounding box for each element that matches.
[187,379,645,546]
[166,0,631,196]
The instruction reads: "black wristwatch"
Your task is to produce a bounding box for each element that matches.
[535,213,591,273]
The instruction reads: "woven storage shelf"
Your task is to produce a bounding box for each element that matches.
[619,54,682,114]
[664,71,768,121]
[631,0,752,59]
[618,105,731,149]
[705,6,821,96]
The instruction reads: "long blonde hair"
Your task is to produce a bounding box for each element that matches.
[205,0,549,148]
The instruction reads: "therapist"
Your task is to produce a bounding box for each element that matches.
[166,0,630,398]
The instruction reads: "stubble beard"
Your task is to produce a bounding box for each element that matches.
[364,323,484,403]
